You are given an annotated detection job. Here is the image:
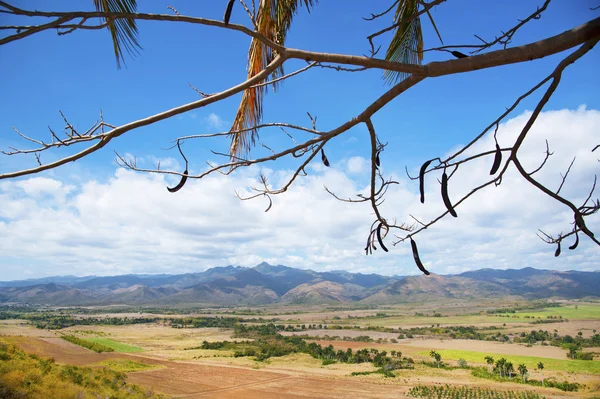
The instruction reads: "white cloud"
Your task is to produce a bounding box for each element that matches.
[204,113,225,129]
[347,156,367,174]
[0,108,599,280]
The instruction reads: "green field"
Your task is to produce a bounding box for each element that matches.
[418,349,600,375]
[84,337,144,353]
[497,305,600,321]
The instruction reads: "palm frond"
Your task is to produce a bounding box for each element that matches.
[383,0,423,84]
[229,0,316,158]
[93,0,141,69]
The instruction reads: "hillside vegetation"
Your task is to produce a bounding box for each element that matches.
[0,339,164,399]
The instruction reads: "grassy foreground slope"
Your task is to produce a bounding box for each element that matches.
[0,338,164,399]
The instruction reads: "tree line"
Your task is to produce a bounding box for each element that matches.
[229,323,415,375]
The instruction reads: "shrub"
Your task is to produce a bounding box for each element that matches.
[408,384,546,399]
[61,335,114,353]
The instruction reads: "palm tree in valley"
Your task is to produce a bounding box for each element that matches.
[91,0,437,157]
[505,361,514,378]
[518,363,528,383]
[429,350,442,368]
[484,356,494,373]
[537,362,545,386]
[495,358,507,377]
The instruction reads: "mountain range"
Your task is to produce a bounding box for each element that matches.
[0,264,598,306]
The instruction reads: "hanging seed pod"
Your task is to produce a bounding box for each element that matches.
[376,223,389,252]
[375,151,381,168]
[365,233,373,256]
[441,172,458,217]
[451,51,468,59]
[554,242,561,257]
[223,0,235,25]
[167,169,188,193]
[569,231,579,250]
[410,237,430,275]
[419,159,434,204]
[489,143,502,175]
[321,149,330,167]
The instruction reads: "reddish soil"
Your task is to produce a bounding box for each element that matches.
[6,336,411,398]
[127,361,289,396]
[5,336,120,365]
[189,376,409,399]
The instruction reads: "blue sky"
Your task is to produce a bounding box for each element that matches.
[0,1,599,280]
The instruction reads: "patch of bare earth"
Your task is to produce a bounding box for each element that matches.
[127,361,290,396]
[188,376,410,399]
[0,319,58,337]
[4,336,128,365]
[500,319,600,336]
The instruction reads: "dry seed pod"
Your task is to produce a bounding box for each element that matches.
[321,149,330,167]
[376,223,389,252]
[167,169,188,193]
[223,0,235,25]
[419,159,434,204]
[569,231,579,250]
[554,242,561,257]
[451,51,468,59]
[365,233,373,256]
[489,143,502,175]
[410,238,430,275]
[441,172,458,217]
[375,151,381,168]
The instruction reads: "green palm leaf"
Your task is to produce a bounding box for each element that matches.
[93,0,141,69]
[383,0,423,84]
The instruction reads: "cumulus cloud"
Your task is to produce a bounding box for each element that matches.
[0,108,598,280]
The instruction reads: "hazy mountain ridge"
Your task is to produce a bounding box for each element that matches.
[0,265,597,306]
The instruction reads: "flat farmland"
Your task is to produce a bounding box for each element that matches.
[1,300,598,399]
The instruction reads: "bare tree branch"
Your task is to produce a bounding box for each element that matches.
[1,1,599,266]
